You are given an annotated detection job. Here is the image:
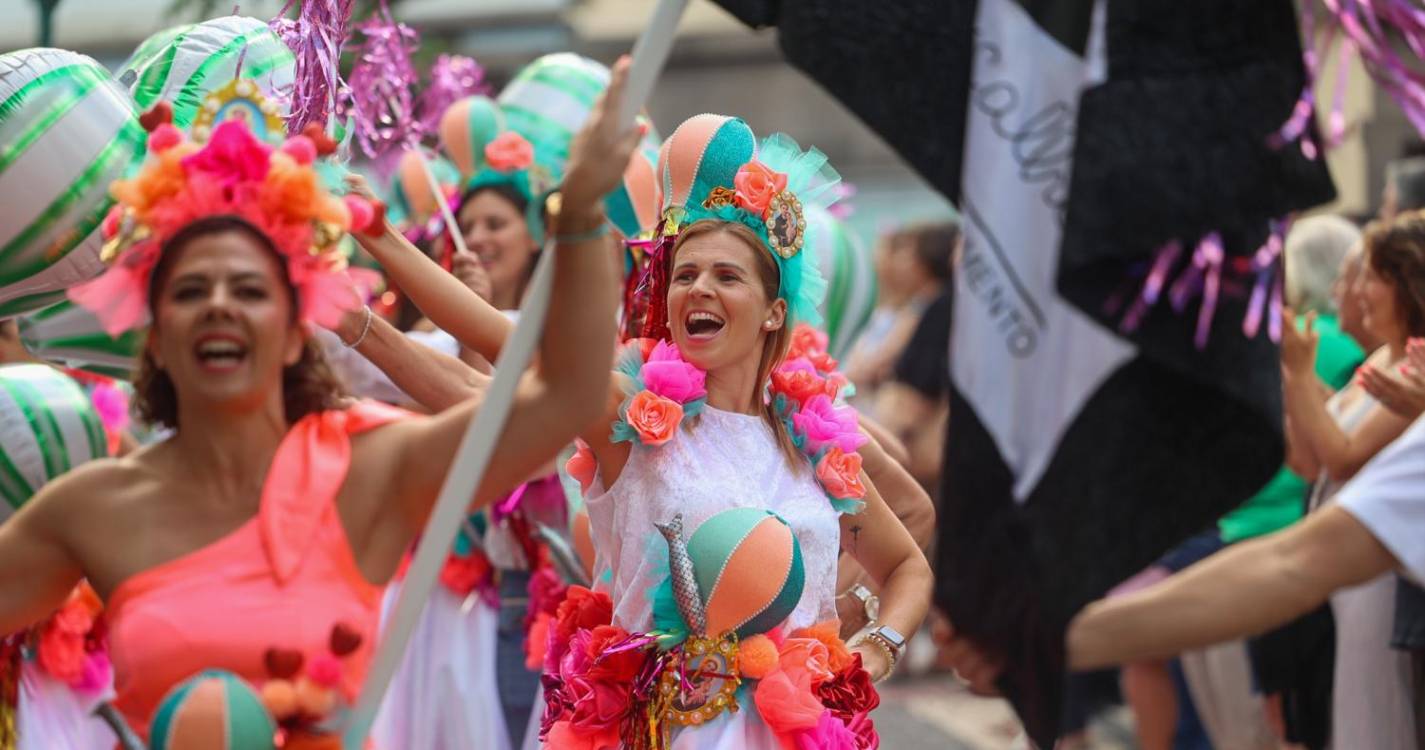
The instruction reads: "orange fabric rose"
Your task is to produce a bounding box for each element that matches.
[485,131,535,172]
[526,612,553,670]
[787,324,830,363]
[624,390,683,446]
[771,365,832,406]
[791,621,853,674]
[733,161,789,218]
[816,447,866,500]
[779,637,835,688]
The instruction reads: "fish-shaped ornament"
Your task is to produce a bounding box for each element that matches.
[656,513,707,634]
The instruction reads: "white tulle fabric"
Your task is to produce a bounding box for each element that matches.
[16,663,114,750]
[373,585,540,750]
[581,406,841,749]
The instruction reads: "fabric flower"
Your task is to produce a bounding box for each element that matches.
[779,637,835,688]
[787,324,829,362]
[37,627,86,683]
[529,566,569,620]
[440,550,492,596]
[624,390,683,446]
[845,710,879,750]
[72,651,112,695]
[181,120,272,191]
[485,131,535,172]
[584,625,644,683]
[551,587,614,669]
[754,668,825,737]
[526,612,554,670]
[734,161,789,218]
[566,440,598,494]
[792,621,853,674]
[89,382,131,441]
[566,675,633,729]
[816,447,867,501]
[805,348,839,375]
[816,653,881,722]
[641,340,707,403]
[545,719,620,750]
[792,396,867,455]
[772,358,834,406]
[792,710,859,750]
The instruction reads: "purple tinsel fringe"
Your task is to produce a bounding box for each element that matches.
[416,54,493,138]
[341,3,422,161]
[271,0,357,135]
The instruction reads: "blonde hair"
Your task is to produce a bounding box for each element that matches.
[672,221,803,471]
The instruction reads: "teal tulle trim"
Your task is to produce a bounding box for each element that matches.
[649,573,689,649]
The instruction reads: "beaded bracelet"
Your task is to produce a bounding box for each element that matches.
[342,306,374,349]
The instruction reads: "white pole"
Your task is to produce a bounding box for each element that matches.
[413,147,471,257]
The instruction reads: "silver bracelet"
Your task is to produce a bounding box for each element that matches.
[343,306,374,349]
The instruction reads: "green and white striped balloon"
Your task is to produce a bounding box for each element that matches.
[498,53,614,180]
[0,48,145,319]
[116,23,195,85]
[18,299,141,379]
[122,15,295,130]
[0,363,105,519]
[808,204,877,360]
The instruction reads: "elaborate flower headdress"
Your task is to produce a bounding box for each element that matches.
[68,79,383,336]
[437,94,552,245]
[639,115,838,341]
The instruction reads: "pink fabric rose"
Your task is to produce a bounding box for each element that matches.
[181,120,272,190]
[816,447,867,500]
[733,161,789,218]
[485,131,535,172]
[89,382,131,441]
[846,711,879,749]
[792,395,868,455]
[792,710,859,750]
[641,340,707,403]
[72,651,112,695]
[625,390,683,445]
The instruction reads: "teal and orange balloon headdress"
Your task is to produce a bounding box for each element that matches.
[437,94,552,242]
[639,114,840,341]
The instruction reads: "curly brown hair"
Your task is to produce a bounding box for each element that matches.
[1364,210,1425,339]
[134,216,348,430]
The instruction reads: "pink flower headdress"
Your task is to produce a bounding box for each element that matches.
[68,79,383,337]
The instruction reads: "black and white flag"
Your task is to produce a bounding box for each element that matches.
[712,0,1335,743]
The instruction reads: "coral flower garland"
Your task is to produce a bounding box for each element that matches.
[771,324,869,514]
[611,340,707,447]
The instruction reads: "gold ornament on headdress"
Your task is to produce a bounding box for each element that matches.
[190,78,286,144]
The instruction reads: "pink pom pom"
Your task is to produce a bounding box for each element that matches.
[147,123,183,153]
[305,653,344,688]
[282,135,318,165]
[344,195,376,232]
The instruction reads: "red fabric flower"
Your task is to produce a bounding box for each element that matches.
[771,358,834,406]
[439,551,492,596]
[485,131,535,172]
[815,653,881,722]
[554,587,614,642]
[787,324,830,362]
[565,441,598,494]
[584,625,644,683]
[545,719,620,750]
[566,676,632,730]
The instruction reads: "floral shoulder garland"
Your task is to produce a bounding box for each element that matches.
[610,339,708,447]
[770,324,868,515]
[609,328,868,515]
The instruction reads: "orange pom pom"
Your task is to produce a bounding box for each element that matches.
[260,679,299,720]
[739,634,779,679]
[294,676,336,718]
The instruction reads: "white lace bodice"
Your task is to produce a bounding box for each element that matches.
[585,406,842,634]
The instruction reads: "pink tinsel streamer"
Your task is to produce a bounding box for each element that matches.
[271,0,357,135]
[341,4,422,161]
[415,54,492,137]
[1275,0,1425,155]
